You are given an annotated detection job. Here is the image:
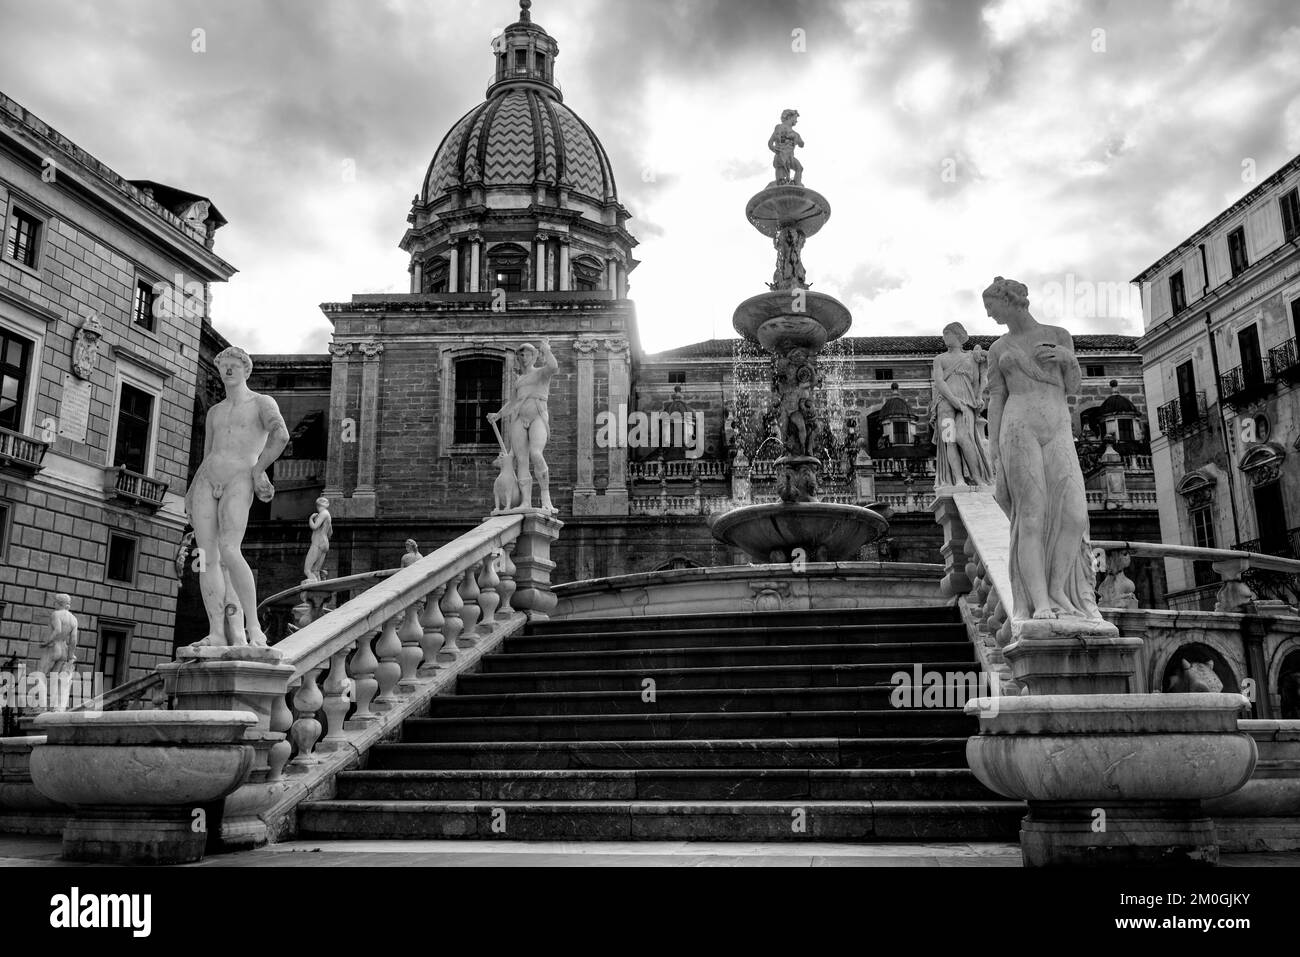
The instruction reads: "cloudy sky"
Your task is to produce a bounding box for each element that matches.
[2,0,1298,355]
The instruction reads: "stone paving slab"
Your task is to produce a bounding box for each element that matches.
[2,835,1298,866]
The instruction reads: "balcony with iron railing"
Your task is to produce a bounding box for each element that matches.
[1218,361,1275,410]
[1156,391,1208,440]
[105,465,168,510]
[0,425,48,476]
[1269,337,1300,384]
[1232,527,1300,561]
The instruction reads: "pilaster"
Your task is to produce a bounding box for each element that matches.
[353,339,384,517]
[323,342,353,501]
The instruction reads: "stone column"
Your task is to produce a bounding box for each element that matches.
[546,242,556,293]
[604,337,630,513]
[559,241,570,291]
[448,247,459,293]
[572,337,599,513]
[410,261,421,294]
[323,342,353,501]
[469,237,481,293]
[535,237,547,292]
[606,258,618,293]
[855,449,875,503]
[353,340,384,516]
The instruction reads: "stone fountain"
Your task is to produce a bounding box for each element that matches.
[710,110,888,563]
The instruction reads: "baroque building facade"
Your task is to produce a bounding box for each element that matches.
[0,91,234,688]
[1136,151,1300,607]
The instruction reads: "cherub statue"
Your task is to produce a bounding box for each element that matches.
[185,346,290,648]
[37,594,78,711]
[488,339,559,514]
[304,497,332,583]
[768,109,805,187]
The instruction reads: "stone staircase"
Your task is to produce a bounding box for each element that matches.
[298,605,1023,841]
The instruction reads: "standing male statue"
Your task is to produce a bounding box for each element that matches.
[37,593,78,711]
[186,346,290,648]
[768,109,805,187]
[488,339,559,514]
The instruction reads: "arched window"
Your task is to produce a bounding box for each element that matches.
[573,255,603,292]
[453,357,503,446]
[488,243,529,293]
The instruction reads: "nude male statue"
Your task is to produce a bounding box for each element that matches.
[37,593,78,711]
[488,339,559,514]
[768,109,804,186]
[186,346,290,648]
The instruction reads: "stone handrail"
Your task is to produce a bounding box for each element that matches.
[1091,539,1300,613]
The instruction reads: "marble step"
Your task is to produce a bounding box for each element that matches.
[366,738,972,771]
[298,799,1023,842]
[457,660,982,694]
[524,605,959,636]
[504,622,969,654]
[479,641,972,673]
[332,768,997,802]
[401,709,975,742]
[425,685,985,718]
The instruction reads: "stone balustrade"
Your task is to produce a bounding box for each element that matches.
[628,459,726,482]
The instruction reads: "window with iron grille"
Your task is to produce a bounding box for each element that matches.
[453,357,503,445]
[1169,270,1187,315]
[0,328,33,433]
[4,207,40,268]
[113,383,154,474]
[132,279,156,331]
[1228,227,1249,277]
[1281,188,1300,243]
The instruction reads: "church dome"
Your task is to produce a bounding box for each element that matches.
[421,90,618,205]
[1099,380,1137,416]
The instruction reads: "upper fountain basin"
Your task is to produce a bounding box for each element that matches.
[733,290,852,351]
[709,501,889,564]
[747,185,832,238]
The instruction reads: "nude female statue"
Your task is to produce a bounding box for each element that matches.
[186,346,289,647]
[303,497,332,583]
[983,277,1101,623]
[488,340,559,513]
[930,321,993,488]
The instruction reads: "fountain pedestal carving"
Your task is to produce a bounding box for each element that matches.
[710,113,886,563]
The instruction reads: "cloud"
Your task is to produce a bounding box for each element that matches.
[1,0,1296,355]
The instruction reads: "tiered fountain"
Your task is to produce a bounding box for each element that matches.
[709,111,888,562]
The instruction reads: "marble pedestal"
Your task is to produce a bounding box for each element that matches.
[158,648,294,849]
[30,711,256,864]
[966,693,1257,867]
[1004,618,1143,695]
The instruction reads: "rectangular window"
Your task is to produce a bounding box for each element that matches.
[1190,505,1216,550]
[453,357,503,445]
[4,207,40,268]
[1085,364,1106,378]
[1227,226,1249,277]
[113,382,154,474]
[1281,188,1300,243]
[668,371,686,384]
[96,623,132,689]
[1117,419,1134,442]
[891,422,909,444]
[1238,324,1264,384]
[1169,270,1187,315]
[1292,298,1300,344]
[132,279,156,332]
[0,500,9,560]
[0,328,33,433]
[494,269,522,293]
[535,52,546,75]
[875,368,893,381]
[106,533,138,585]
[514,49,527,70]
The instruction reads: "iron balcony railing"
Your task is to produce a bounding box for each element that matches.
[1218,362,1274,410]
[1232,527,1300,561]
[1156,391,1208,439]
[108,466,168,509]
[1269,337,1300,381]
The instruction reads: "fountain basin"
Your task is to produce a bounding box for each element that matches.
[746,185,831,237]
[709,501,888,563]
[732,290,852,351]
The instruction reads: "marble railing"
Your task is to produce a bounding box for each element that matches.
[630,493,732,516]
[628,459,726,482]
[1091,540,1300,614]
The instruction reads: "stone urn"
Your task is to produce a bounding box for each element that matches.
[966,693,1256,867]
[30,710,257,864]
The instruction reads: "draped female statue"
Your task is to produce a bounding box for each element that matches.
[930,321,993,488]
[983,277,1102,623]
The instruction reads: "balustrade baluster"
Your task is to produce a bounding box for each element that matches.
[496,542,517,618]
[319,647,352,751]
[437,571,466,664]
[267,686,293,780]
[373,613,404,709]
[476,553,501,634]
[417,585,447,676]
[398,600,425,690]
[458,561,482,646]
[288,668,324,768]
[346,626,382,727]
